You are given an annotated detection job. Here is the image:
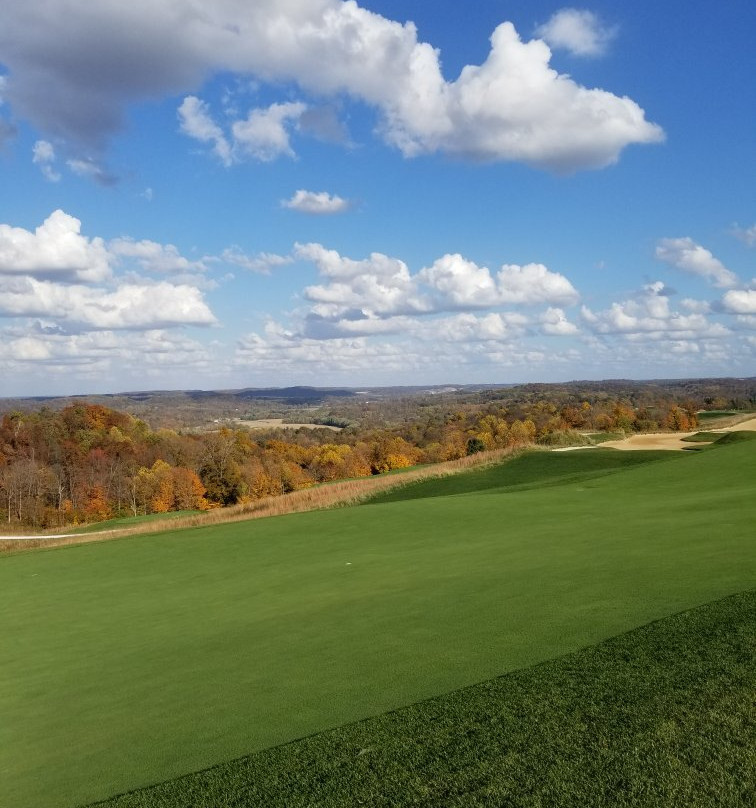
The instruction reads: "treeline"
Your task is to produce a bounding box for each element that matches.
[0,395,698,528]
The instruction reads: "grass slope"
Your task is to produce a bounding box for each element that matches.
[73,510,205,533]
[1,443,754,807]
[90,589,756,808]
[713,430,756,445]
[367,448,677,503]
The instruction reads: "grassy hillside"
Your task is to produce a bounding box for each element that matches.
[712,430,756,446]
[367,447,678,503]
[1,442,754,807]
[90,589,756,808]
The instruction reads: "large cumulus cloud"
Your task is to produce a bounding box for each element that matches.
[0,1,663,171]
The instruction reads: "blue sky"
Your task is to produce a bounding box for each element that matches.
[0,1,754,397]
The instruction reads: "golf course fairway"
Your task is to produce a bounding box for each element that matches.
[1,441,754,807]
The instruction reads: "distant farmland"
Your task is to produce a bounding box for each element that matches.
[1,440,754,808]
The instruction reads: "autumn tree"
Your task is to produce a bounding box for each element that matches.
[199,429,245,505]
[171,467,208,510]
[83,485,112,522]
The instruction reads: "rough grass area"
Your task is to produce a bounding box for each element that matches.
[89,589,756,808]
[367,448,678,504]
[1,441,754,807]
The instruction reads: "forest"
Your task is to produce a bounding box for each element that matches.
[0,376,735,528]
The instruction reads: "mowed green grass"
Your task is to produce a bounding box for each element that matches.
[367,448,677,503]
[91,589,756,808]
[72,510,205,533]
[1,442,754,807]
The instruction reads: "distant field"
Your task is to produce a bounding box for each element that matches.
[1,441,755,808]
[232,417,342,431]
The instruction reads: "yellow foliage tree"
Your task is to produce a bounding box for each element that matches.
[171,466,208,510]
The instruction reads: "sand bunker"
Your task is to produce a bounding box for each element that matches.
[599,415,756,451]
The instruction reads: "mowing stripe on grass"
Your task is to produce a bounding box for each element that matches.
[87,588,756,808]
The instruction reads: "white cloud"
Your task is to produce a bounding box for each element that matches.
[236,329,412,375]
[733,315,756,330]
[178,96,232,166]
[295,244,580,328]
[420,254,580,308]
[109,237,207,274]
[0,277,217,330]
[581,282,730,340]
[379,21,662,170]
[0,2,663,172]
[418,254,497,308]
[301,310,530,342]
[539,307,579,335]
[179,97,306,163]
[233,313,583,384]
[497,263,580,306]
[0,210,220,339]
[721,289,756,315]
[680,298,710,314]
[0,329,218,390]
[231,101,306,161]
[0,210,112,282]
[431,312,526,343]
[221,247,292,274]
[535,9,617,57]
[32,140,61,182]
[282,189,351,214]
[297,242,428,319]
[655,237,738,288]
[731,223,756,247]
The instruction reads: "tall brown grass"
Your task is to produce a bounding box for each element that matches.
[0,447,527,554]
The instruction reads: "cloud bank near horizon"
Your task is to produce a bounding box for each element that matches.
[0,209,753,393]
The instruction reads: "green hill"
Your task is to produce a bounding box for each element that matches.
[367,447,679,503]
[713,429,756,445]
[1,441,754,808]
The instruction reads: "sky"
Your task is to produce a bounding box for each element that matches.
[0,1,754,397]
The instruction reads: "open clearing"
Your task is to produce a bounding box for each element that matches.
[232,417,342,431]
[1,441,754,807]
